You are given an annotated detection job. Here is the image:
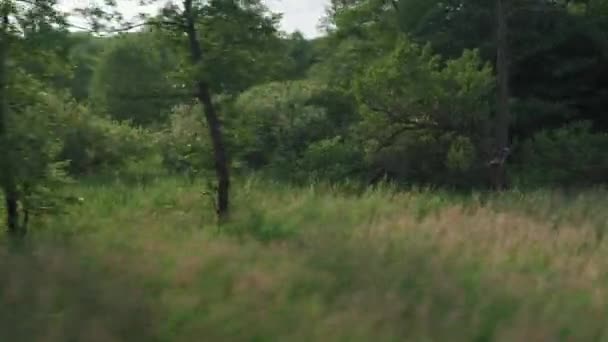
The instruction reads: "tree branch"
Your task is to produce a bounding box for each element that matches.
[65,18,186,34]
[65,20,147,33]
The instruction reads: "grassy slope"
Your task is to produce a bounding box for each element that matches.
[2,177,608,341]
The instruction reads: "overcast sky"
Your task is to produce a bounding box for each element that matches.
[265,0,328,37]
[60,0,329,38]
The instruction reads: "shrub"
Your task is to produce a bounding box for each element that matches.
[231,80,357,180]
[297,136,366,182]
[57,102,155,176]
[354,38,494,187]
[366,131,486,188]
[158,104,214,180]
[516,121,608,186]
[232,80,328,167]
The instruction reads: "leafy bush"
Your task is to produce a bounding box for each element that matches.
[297,136,366,182]
[446,136,477,173]
[354,38,494,186]
[57,102,155,176]
[232,80,357,180]
[233,80,328,165]
[516,121,608,186]
[158,104,214,180]
[365,130,486,187]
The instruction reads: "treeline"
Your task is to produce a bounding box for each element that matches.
[1,0,608,233]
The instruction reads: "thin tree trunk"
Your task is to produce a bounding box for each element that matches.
[0,6,20,235]
[5,188,19,235]
[0,8,7,137]
[183,0,230,221]
[493,0,510,190]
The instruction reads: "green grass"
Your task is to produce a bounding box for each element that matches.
[2,176,608,341]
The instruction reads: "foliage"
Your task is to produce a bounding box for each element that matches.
[158,103,214,180]
[0,69,70,218]
[516,121,608,186]
[296,136,366,182]
[231,80,358,179]
[66,33,105,101]
[354,38,494,185]
[90,32,179,126]
[307,36,389,90]
[57,101,155,176]
[153,0,289,96]
[283,31,318,79]
[324,0,608,187]
[233,80,327,167]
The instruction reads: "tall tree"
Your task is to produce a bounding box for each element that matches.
[90,32,179,126]
[147,0,280,220]
[0,0,16,234]
[182,0,229,219]
[78,0,284,220]
[0,0,69,236]
[491,0,511,189]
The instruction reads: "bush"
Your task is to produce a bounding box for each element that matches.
[158,104,214,180]
[516,121,608,186]
[354,38,494,187]
[366,131,486,188]
[232,80,328,167]
[57,102,155,176]
[231,80,358,180]
[297,136,365,182]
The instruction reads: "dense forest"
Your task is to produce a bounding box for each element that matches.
[2,0,608,341]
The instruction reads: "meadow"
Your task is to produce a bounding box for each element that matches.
[2,176,608,341]
[3,1,608,341]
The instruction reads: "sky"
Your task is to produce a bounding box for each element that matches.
[59,0,329,38]
[265,0,328,38]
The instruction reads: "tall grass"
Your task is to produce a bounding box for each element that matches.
[2,176,608,341]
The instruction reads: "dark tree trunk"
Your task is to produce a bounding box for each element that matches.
[0,8,20,235]
[183,0,230,220]
[0,9,7,138]
[493,0,510,190]
[5,189,20,235]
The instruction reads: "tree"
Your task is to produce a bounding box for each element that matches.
[283,31,316,79]
[232,80,342,170]
[491,0,510,190]
[182,0,230,219]
[353,38,494,186]
[326,0,608,187]
[90,32,179,126]
[76,0,286,220]
[0,0,13,233]
[66,32,105,101]
[149,0,282,220]
[0,0,70,236]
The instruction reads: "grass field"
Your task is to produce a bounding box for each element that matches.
[2,177,608,341]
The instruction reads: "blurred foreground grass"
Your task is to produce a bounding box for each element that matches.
[2,177,608,341]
